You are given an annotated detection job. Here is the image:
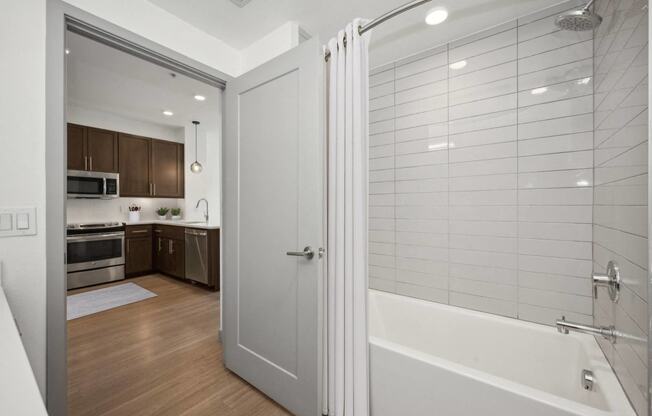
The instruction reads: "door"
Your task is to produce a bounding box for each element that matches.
[86,127,118,173]
[223,38,324,416]
[119,133,151,197]
[154,235,168,273]
[67,123,86,170]
[167,238,184,278]
[151,139,184,197]
[125,237,152,275]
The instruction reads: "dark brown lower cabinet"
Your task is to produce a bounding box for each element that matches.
[125,225,153,276]
[155,237,184,279]
[127,224,217,290]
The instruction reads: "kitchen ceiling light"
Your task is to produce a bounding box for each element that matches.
[190,121,203,174]
[449,60,467,70]
[65,48,70,55]
[194,94,206,101]
[531,87,548,95]
[425,7,448,25]
[163,110,174,116]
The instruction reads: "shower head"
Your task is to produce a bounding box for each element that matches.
[555,0,602,31]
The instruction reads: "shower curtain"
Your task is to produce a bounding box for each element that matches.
[325,18,371,416]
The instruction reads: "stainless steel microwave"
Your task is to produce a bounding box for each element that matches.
[67,170,119,199]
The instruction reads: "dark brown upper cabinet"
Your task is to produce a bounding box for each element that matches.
[119,133,152,197]
[66,124,118,173]
[151,139,184,198]
[118,133,184,198]
[67,124,86,171]
[69,123,184,198]
[87,128,119,173]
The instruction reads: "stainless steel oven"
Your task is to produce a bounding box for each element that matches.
[66,222,125,289]
[67,170,119,199]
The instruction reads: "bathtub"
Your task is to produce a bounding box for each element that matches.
[369,290,636,416]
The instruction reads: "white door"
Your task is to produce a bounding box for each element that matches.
[223,38,324,416]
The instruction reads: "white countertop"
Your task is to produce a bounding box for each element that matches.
[124,220,220,230]
[0,288,48,416]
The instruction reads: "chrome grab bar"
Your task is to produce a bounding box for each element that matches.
[556,316,617,343]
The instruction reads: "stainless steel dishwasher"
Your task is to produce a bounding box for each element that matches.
[185,228,208,284]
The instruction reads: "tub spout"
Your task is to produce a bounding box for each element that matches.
[556,316,617,343]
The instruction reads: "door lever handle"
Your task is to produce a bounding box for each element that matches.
[286,246,314,260]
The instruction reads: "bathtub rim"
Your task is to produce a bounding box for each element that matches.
[368,289,636,416]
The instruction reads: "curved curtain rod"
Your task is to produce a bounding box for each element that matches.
[324,0,433,61]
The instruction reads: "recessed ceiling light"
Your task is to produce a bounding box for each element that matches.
[65,48,70,55]
[531,87,548,95]
[194,95,206,101]
[163,110,174,116]
[578,77,592,85]
[449,60,467,70]
[425,7,448,25]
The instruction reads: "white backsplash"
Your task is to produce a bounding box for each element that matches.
[66,197,184,224]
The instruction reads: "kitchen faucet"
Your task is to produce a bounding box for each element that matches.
[196,198,209,223]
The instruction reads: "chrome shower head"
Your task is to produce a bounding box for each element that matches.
[555,0,602,31]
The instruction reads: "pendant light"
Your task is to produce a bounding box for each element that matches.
[190,120,203,173]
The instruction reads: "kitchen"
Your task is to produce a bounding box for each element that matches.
[62,28,233,415]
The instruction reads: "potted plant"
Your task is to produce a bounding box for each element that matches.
[171,208,182,220]
[156,207,169,220]
[128,204,141,222]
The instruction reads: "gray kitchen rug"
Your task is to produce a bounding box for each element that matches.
[67,282,157,320]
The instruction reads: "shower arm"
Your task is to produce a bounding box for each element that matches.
[583,0,596,11]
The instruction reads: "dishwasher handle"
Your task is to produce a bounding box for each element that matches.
[185,229,207,237]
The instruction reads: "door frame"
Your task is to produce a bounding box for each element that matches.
[45,3,231,415]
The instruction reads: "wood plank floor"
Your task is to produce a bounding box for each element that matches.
[67,274,291,416]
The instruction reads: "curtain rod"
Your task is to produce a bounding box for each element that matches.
[324,0,433,61]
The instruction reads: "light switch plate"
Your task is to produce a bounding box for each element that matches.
[0,207,37,237]
[0,213,12,231]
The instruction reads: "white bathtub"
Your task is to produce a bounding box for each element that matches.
[369,290,636,416]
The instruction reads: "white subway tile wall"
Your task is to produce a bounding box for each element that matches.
[369,1,596,325]
[593,0,649,414]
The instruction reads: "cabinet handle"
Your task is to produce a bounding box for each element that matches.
[89,156,93,171]
[158,238,162,252]
[153,183,156,196]
[149,183,153,196]
[127,240,130,254]
[84,156,88,171]
[169,240,173,254]
[131,229,148,234]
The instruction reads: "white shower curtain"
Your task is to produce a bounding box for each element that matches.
[325,18,371,416]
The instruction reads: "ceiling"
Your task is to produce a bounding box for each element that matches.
[147,0,562,66]
[66,31,221,132]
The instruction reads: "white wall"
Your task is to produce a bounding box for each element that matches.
[0,0,47,394]
[183,93,222,224]
[67,198,183,223]
[67,104,185,142]
[369,2,595,326]
[62,0,242,77]
[241,22,301,73]
[592,0,649,413]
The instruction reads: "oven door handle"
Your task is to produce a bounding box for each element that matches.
[67,232,125,242]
